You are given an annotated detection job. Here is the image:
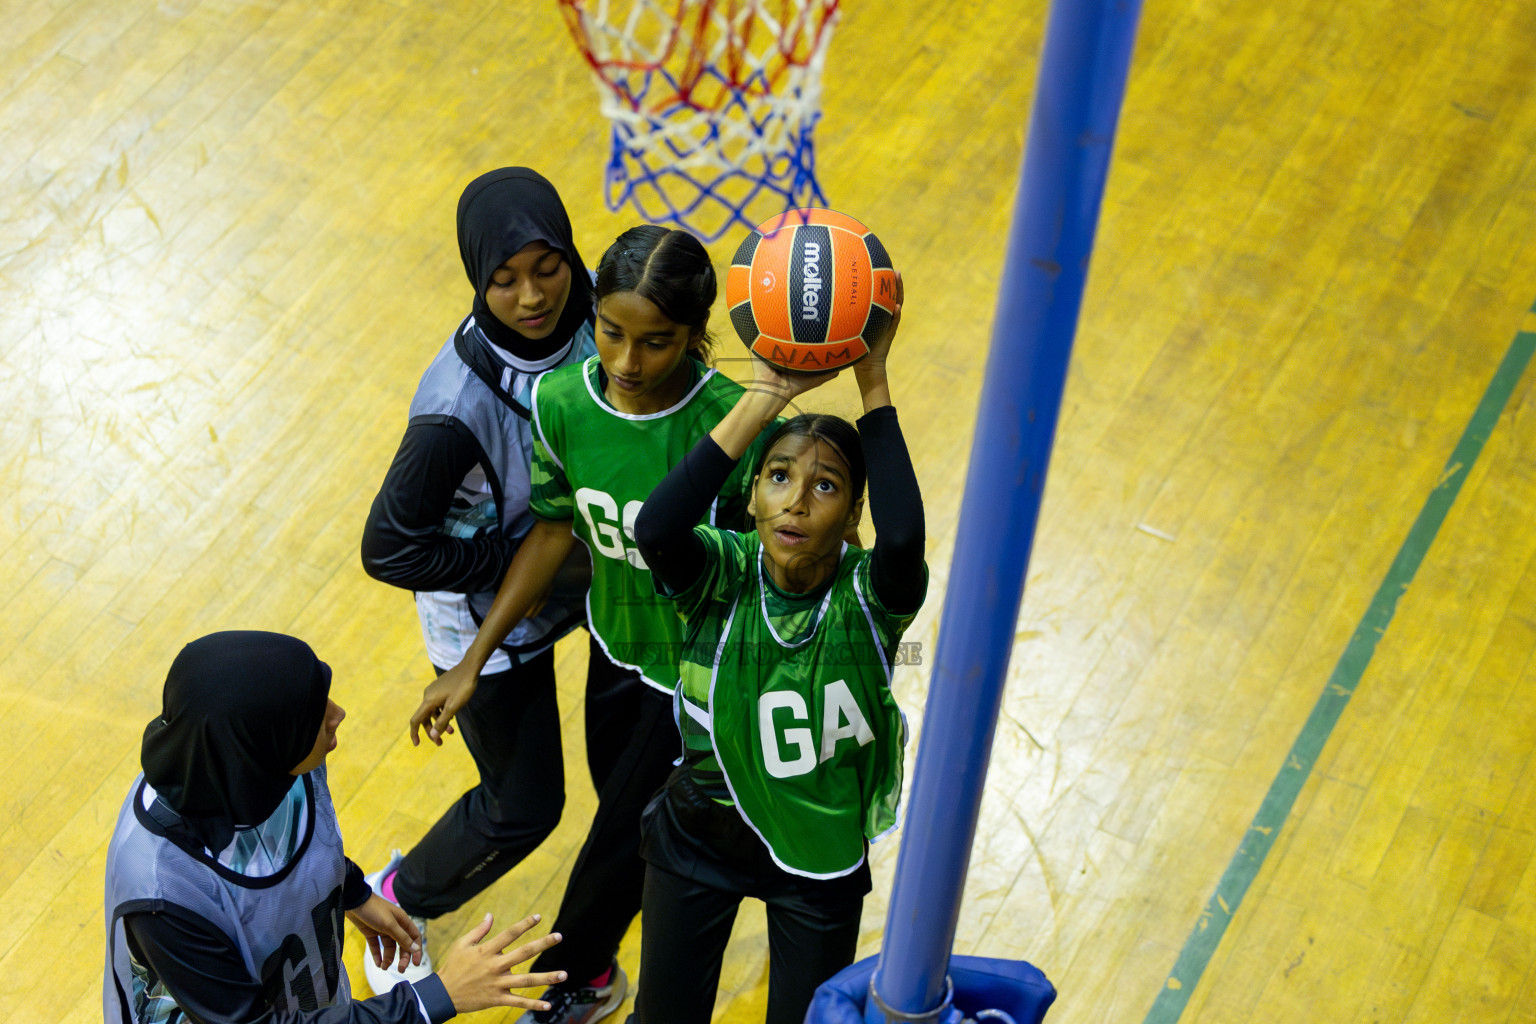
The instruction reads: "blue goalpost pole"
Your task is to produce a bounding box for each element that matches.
[864,0,1144,1019]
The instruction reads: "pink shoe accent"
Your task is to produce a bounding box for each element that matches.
[588,966,613,988]
[380,869,398,904]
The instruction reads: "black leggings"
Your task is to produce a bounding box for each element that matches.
[630,771,869,1024]
[394,636,677,980]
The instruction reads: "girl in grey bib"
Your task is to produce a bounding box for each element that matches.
[103,630,567,1023]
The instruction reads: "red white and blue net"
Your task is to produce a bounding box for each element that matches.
[559,0,840,241]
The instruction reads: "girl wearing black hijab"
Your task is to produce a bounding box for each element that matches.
[359,169,643,1014]
[103,631,567,1024]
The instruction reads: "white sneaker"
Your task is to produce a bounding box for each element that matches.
[362,850,433,994]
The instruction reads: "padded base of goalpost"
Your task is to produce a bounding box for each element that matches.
[805,953,1057,1024]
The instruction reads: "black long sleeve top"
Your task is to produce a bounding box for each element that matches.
[360,420,514,594]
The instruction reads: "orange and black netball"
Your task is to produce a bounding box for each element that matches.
[727,208,899,373]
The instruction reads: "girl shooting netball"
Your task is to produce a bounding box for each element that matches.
[627,274,923,1024]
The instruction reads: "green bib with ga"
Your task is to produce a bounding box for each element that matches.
[529,356,760,692]
[672,527,926,878]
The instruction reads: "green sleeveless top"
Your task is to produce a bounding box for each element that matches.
[666,526,927,878]
[529,356,762,692]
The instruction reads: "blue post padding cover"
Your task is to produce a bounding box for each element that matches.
[805,954,1057,1024]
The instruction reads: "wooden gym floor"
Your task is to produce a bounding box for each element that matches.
[3,0,1536,1021]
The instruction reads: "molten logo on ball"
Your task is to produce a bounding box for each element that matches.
[800,241,823,320]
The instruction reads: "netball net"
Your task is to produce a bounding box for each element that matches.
[558,0,840,241]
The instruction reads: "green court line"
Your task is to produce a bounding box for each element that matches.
[1141,326,1536,1024]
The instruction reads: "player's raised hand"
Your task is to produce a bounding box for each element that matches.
[436,913,567,1015]
[747,352,839,404]
[854,272,901,413]
[856,271,903,374]
[709,355,836,460]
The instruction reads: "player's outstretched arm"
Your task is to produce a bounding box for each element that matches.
[849,272,923,611]
[409,519,575,745]
[436,913,567,1016]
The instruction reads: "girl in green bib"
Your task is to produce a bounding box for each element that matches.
[628,279,924,1024]
[410,225,769,1023]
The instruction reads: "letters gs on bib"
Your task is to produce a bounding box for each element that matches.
[577,487,647,569]
[727,208,898,374]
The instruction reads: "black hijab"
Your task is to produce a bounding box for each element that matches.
[456,167,593,359]
[141,631,332,853]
